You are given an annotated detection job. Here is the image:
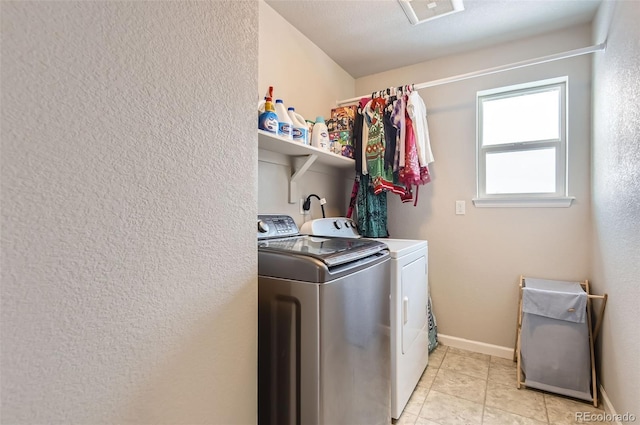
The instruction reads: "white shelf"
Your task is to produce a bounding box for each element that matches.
[258,130,354,204]
[258,130,354,168]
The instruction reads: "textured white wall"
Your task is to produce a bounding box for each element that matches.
[1,2,258,424]
[258,1,355,223]
[356,24,593,348]
[591,1,640,416]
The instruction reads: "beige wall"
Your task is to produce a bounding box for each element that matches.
[356,24,594,349]
[259,1,354,122]
[258,1,355,222]
[1,2,258,424]
[591,1,640,417]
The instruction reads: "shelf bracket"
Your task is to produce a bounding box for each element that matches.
[289,154,318,203]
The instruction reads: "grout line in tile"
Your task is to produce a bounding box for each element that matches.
[543,391,550,424]
[480,361,491,425]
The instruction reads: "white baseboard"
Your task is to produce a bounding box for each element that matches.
[600,385,621,425]
[438,334,514,359]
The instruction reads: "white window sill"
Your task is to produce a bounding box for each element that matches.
[472,197,575,208]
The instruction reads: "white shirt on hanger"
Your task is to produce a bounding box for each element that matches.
[407,91,435,165]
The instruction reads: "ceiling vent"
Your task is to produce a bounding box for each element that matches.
[398,0,465,25]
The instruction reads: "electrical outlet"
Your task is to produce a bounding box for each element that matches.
[455,200,466,215]
[300,199,309,215]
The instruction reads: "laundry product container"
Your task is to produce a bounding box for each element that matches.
[514,276,607,407]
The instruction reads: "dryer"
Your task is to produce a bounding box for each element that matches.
[300,218,429,419]
[383,239,429,419]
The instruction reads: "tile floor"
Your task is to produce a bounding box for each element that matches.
[395,345,610,425]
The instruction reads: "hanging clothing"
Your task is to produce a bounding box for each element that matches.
[395,170,413,203]
[350,87,434,208]
[365,98,395,194]
[427,294,438,352]
[400,114,420,185]
[356,174,389,238]
[346,177,359,219]
[407,91,435,165]
[361,98,372,176]
[353,103,364,175]
[400,114,431,186]
[382,107,397,172]
[383,99,413,199]
[391,96,406,169]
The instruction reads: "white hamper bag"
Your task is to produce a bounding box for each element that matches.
[520,278,593,402]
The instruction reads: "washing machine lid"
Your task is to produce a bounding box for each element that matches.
[373,239,427,258]
[258,235,388,267]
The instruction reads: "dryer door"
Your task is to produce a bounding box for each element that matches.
[402,255,428,354]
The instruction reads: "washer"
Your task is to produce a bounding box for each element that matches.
[258,215,392,425]
[300,218,429,420]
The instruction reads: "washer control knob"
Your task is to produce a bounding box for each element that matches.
[333,220,342,229]
[257,220,270,233]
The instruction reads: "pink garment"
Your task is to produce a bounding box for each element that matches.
[399,115,431,206]
[400,115,423,186]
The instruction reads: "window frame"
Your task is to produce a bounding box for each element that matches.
[474,77,574,208]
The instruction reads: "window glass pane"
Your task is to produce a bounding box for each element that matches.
[482,88,560,146]
[485,148,556,194]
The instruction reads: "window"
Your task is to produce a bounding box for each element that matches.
[474,77,573,207]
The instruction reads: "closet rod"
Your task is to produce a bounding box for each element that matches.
[336,43,606,106]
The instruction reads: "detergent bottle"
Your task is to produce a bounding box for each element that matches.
[258,87,278,134]
[274,99,293,139]
[288,107,309,145]
[311,116,330,151]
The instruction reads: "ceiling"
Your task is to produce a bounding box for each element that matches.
[264,0,602,78]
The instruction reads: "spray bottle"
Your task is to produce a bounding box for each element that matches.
[258,87,278,134]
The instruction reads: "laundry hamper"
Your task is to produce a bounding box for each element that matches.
[514,276,607,407]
